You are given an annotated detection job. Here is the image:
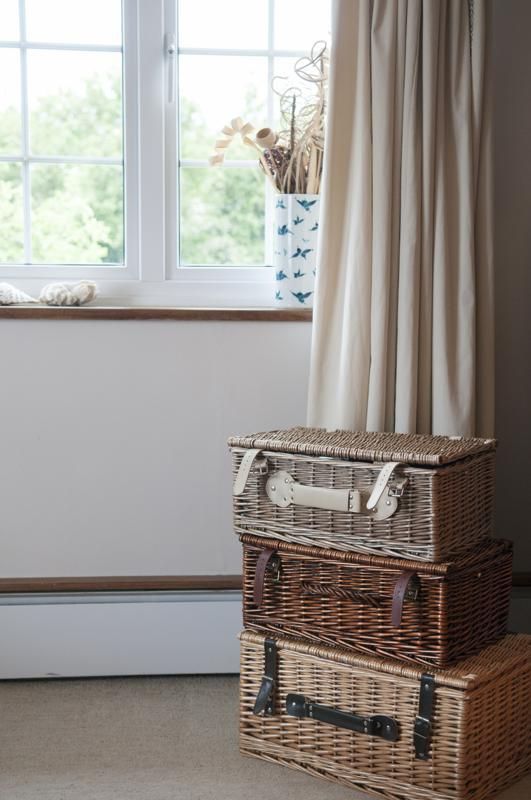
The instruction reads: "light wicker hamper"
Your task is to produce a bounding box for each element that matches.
[241,534,513,667]
[240,630,531,800]
[230,427,497,561]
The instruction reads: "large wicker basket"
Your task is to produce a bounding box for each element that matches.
[230,427,496,561]
[240,630,531,800]
[241,534,512,667]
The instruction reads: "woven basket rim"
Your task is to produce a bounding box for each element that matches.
[239,630,530,689]
[239,533,512,576]
[228,427,497,466]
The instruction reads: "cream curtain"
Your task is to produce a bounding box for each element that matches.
[307,0,493,437]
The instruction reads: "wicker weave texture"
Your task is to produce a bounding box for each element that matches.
[241,535,513,667]
[240,631,531,800]
[232,448,495,561]
[229,426,496,466]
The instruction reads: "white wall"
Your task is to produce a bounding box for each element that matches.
[0,319,311,577]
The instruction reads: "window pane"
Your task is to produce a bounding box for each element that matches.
[274,0,330,51]
[180,167,264,266]
[25,0,122,45]
[27,51,122,158]
[0,48,21,153]
[31,164,124,264]
[178,0,268,50]
[179,55,267,161]
[0,0,19,40]
[0,162,24,263]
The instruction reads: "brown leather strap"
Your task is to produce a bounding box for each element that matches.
[391,570,419,627]
[253,549,277,607]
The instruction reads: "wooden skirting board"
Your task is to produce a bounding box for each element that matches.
[0,573,529,593]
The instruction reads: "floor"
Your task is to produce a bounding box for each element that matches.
[0,676,529,800]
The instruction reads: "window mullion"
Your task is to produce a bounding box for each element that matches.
[165,0,178,277]
[136,0,166,282]
[18,0,31,264]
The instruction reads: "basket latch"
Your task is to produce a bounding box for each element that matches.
[252,638,277,716]
[233,449,268,496]
[366,462,406,510]
[391,571,420,627]
[253,549,281,607]
[414,674,435,759]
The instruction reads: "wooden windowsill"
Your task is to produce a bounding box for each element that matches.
[0,575,243,593]
[0,572,529,593]
[0,306,313,321]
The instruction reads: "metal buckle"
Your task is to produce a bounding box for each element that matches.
[255,457,268,475]
[388,477,409,498]
[405,575,421,601]
[269,554,281,583]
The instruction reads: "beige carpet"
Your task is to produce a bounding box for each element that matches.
[0,676,529,800]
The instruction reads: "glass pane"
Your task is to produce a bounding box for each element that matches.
[0,48,21,153]
[180,167,265,266]
[25,0,122,45]
[0,0,19,40]
[0,162,23,263]
[179,55,267,160]
[178,0,268,49]
[31,164,124,264]
[274,0,331,51]
[27,51,123,157]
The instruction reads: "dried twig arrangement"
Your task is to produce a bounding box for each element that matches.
[209,41,328,194]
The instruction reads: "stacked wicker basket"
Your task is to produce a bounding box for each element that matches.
[229,427,531,800]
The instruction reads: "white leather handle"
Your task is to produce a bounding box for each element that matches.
[265,470,399,521]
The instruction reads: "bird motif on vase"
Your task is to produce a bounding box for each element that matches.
[291,291,313,304]
[296,198,318,212]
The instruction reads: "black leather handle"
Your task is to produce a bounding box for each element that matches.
[286,693,399,741]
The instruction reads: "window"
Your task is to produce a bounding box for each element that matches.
[0,0,133,274]
[0,0,330,305]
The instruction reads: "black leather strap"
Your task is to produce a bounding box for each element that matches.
[414,674,435,759]
[286,694,399,741]
[252,638,277,716]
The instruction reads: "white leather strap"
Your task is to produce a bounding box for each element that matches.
[233,449,264,496]
[265,470,397,520]
[366,462,402,510]
[293,482,361,513]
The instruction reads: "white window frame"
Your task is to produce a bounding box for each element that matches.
[0,0,140,283]
[0,0,326,307]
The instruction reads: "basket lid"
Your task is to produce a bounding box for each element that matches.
[240,630,530,690]
[228,426,496,466]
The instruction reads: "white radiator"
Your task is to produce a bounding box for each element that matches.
[0,591,242,679]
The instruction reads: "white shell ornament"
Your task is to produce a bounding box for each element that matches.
[39,281,98,306]
[0,283,37,305]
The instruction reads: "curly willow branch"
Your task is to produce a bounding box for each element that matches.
[209,41,329,194]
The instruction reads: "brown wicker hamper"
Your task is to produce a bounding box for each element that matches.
[241,534,513,667]
[240,630,531,800]
[230,427,497,561]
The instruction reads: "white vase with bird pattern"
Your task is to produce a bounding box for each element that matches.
[271,193,319,308]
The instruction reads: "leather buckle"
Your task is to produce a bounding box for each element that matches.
[269,554,281,583]
[414,675,435,759]
[252,639,277,716]
[388,477,409,497]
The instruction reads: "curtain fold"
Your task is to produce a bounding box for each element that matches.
[307,0,493,437]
